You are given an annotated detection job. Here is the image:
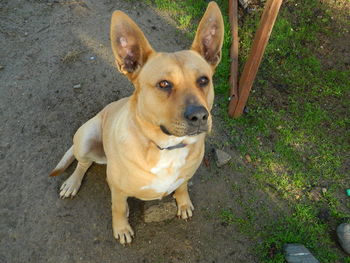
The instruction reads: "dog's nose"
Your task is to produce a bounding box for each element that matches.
[184,105,209,125]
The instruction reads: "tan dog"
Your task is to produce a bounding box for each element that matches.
[50,2,224,245]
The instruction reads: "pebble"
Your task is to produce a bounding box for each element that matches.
[73,84,81,89]
[309,187,322,202]
[214,149,232,167]
[284,244,320,263]
[143,201,177,223]
[337,223,350,254]
[245,154,252,163]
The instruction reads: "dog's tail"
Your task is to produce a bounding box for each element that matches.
[49,146,75,177]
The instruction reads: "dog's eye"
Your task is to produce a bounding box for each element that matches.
[157,80,172,90]
[197,76,209,88]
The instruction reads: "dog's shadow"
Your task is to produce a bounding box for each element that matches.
[58,161,144,226]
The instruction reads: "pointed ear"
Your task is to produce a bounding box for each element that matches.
[110,11,154,80]
[191,2,224,69]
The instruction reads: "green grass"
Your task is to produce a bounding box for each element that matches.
[219,204,341,262]
[148,0,350,262]
[259,204,339,262]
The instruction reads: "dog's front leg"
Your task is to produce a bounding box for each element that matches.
[110,188,134,245]
[173,182,194,220]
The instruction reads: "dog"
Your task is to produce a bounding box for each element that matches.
[50,1,224,245]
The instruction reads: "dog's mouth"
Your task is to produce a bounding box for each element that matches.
[187,127,208,136]
[160,125,172,136]
[160,124,208,137]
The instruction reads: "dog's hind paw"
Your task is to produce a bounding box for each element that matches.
[59,176,82,199]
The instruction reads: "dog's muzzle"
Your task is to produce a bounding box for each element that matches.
[183,105,209,136]
[159,105,210,137]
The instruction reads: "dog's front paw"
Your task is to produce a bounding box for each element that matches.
[113,222,134,245]
[177,201,194,220]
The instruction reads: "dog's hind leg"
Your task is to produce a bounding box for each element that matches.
[59,161,92,198]
[59,115,105,199]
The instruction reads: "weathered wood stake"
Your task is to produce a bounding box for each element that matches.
[228,0,239,117]
[229,0,283,118]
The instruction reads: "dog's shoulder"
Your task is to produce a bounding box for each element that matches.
[102,97,129,115]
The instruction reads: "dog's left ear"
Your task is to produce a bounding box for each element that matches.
[191,2,224,70]
[110,11,154,80]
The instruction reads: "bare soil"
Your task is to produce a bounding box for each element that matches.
[0,0,269,262]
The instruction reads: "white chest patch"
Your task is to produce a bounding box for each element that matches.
[141,147,189,194]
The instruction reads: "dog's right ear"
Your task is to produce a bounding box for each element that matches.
[110,11,154,80]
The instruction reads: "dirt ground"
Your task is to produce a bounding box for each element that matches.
[0,0,270,262]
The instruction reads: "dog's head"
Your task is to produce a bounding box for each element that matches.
[110,2,224,137]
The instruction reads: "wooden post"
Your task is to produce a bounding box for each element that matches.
[228,0,239,117]
[229,0,283,118]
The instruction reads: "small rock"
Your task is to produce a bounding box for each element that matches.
[143,201,177,223]
[90,56,95,60]
[214,149,231,167]
[73,84,81,89]
[337,223,350,254]
[309,187,322,201]
[245,154,252,163]
[0,65,4,70]
[284,244,320,263]
[321,188,327,194]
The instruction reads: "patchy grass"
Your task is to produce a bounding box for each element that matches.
[259,204,339,262]
[148,0,350,262]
